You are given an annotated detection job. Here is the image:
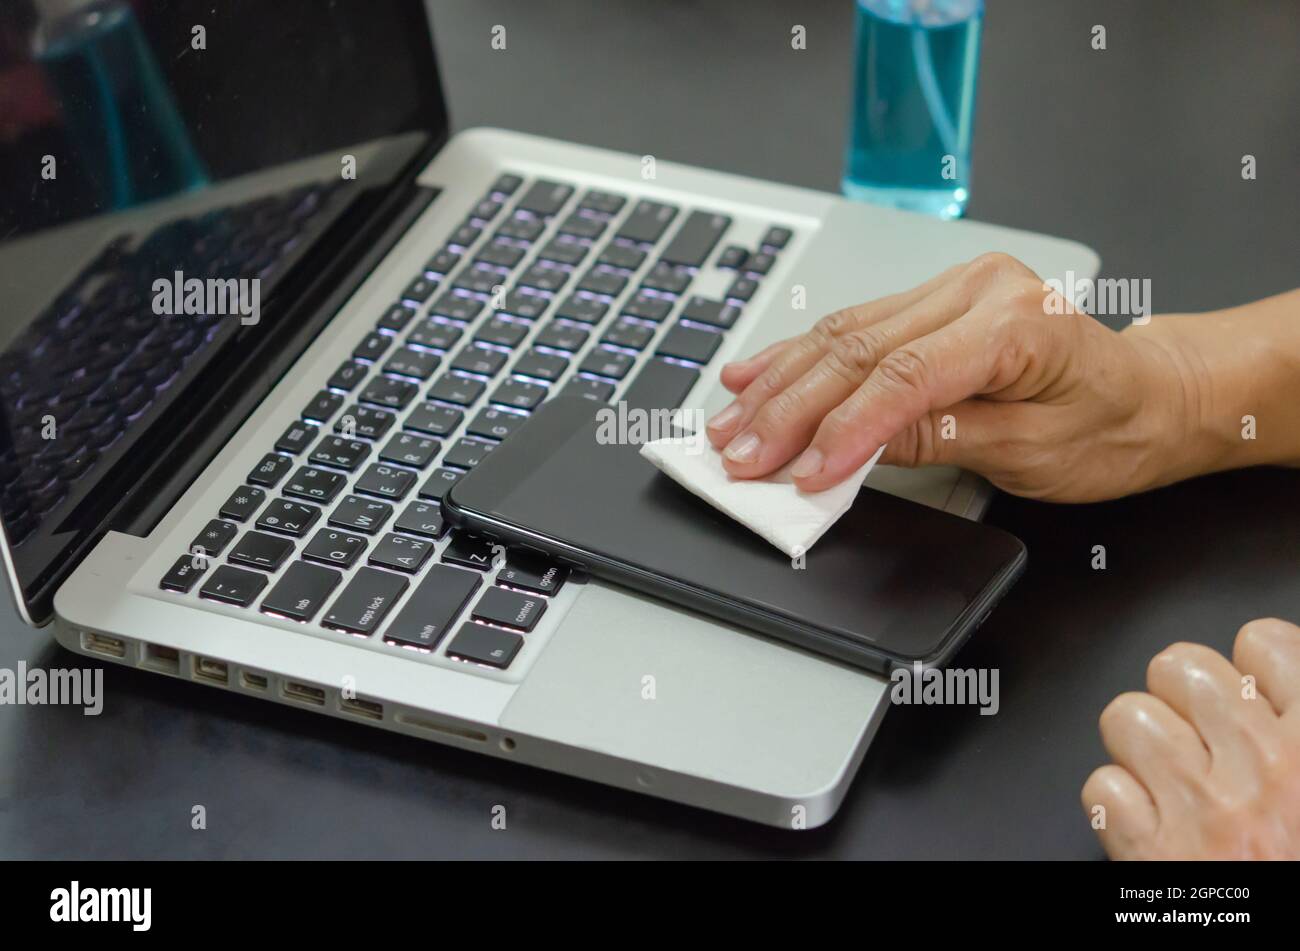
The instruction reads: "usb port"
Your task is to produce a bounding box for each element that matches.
[240,671,268,690]
[340,696,383,721]
[193,656,229,685]
[283,681,326,706]
[83,631,126,658]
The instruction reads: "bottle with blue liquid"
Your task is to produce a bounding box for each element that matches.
[842,0,983,219]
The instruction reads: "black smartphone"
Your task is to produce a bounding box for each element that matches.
[443,397,1027,674]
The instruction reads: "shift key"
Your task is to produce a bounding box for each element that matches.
[382,564,482,650]
[321,567,408,636]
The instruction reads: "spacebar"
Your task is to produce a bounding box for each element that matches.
[621,358,700,412]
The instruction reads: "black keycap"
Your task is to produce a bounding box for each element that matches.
[562,376,615,402]
[603,318,655,351]
[498,289,549,321]
[283,465,346,504]
[190,519,238,558]
[228,530,295,571]
[442,438,494,470]
[535,322,590,352]
[489,173,523,196]
[622,291,673,322]
[515,179,574,217]
[716,245,748,269]
[453,263,506,296]
[405,403,463,438]
[474,317,529,348]
[359,376,418,410]
[260,561,342,623]
[475,240,523,270]
[472,586,547,632]
[219,485,267,522]
[407,318,463,351]
[468,406,528,441]
[428,373,486,406]
[385,346,441,380]
[327,360,368,392]
[353,332,391,362]
[490,379,547,411]
[578,190,626,215]
[275,420,318,454]
[335,405,395,441]
[321,567,409,636]
[496,216,544,243]
[377,303,418,334]
[302,389,345,423]
[621,358,700,412]
[554,295,608,325]
[248,452,293,487]
[760,225,793,250]
[328,495,393,534]
[302,528,368,568]
[379,433,439,468]
[368,532,434,574]
[513,348,568,382]
[498,553,568,596]
[659,210,731,268]
[518,263,569,294]
[256,499,321,538]
[576,268,627,298]
[538,238,588,267]
[442,532,500,571]
[743,251,776,276]
[431,293,484,323]
[419,467,463,502]
[642,263,692,295]
[382,564,481,650]
[309,435,370,472]
[402,275,439,304]
[394,500,447,540]
[355,463,417,501]
[616,199,678,244]
[160,554,206,593]
[657,323,723,364]
[726,275,759,301]
[449,345,508,378]
[199,564,268,607]
[446,623,523,669]
[424,248,461,277]
[578,348,635,381]
[558,213,605,240]
[597,242,646,271]
[447,222,482,249]
[470,197,503,222]
[681,295,741,329]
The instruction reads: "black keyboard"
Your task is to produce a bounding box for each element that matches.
[159,172,795,671]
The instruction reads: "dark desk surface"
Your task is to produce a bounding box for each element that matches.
[2,0,1297,858]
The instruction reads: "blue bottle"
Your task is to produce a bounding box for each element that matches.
[842,0,983,219]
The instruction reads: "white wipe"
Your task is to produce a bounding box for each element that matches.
[639,433,885,558]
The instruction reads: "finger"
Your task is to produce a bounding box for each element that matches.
[1081,764,1159,860]
[718,336,795,395]
[1145,642,1281,780]
[706,265,962,447]
[1232,617,1300,717]
[875,399,1009,470]
[1098,691,1210,809]
[717,274,982,476]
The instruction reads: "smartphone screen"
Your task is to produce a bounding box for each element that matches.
[445,397,1026,672]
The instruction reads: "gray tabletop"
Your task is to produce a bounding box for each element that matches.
[2,0,1297,858]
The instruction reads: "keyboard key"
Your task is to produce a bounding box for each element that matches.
[516,179,574,217]
[309,435,370,472]
[402,274,439,304]
[743,251,776,276]
[447,222,482,249]
[716,245,748,269]
[468,406,528,441]
[382,564,481,650]
[355,463,417,501]
[562,376,615,402]
[256,499,321,538]
[659,210,731,268]
[384,346,441,381]
[558,213,606,240]
[472,586,547,632]
[443,532,500,571]
[160,554,206,593]
[431,292,484,323]
[407,318,463,351]
[335,405,395,441]
[260,561,342,622]
[535,322,589,352]
[190,519,238,558]
[379,433,439,468]
[283,465,346,504]
[621,358,700,412]
[518,263,569,294]
[302,389,345,423]
[228,531,295,571]
[760,225,793,250]
[513,348,568,382]
[199,564,268,607]
[578,190,626,215]
[475,239,525,269]
[496,216,544,243]
[538,238,588,267]
[616,199,678,244]
[394,500,447,540]
[419,467,463,502]
[219,485,267,522]
[359,376,418,410]
[321,567,408,636]
[603,318,655,351]
[275,420,318,454]
[377,303,418,333]
[424,248,461,277]
[470,197,503,222]
[576,268,627,298]
[554,295,608,325]
[498,553,568,596]
[621,291,673,322]
[642,262,692,295]
[726,275,759,301]
[596,242,646,271]
[498,289,549,321]
[442,438,494,470]
[680,295,741,329]
[353,332,391,362]
[490,379,547,411]
[657,323,723,364]
[405,403,463,438]
[328,495,393,534]
[474,317,529,349]
[327,360,368,392]
[446,623,523,669]
[578,348,635,381]
[453,263,506,296]
[428,373,486,406]
[489,173,523,196]
[449,345,508,378]
[248,452,293,487]
[302,528,368,568]
[368,532,434,574]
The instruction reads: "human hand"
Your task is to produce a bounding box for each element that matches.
[1081,618,1300,860]
[705,253,1202,502]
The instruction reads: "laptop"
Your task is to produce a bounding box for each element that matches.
[0,0,1097,828]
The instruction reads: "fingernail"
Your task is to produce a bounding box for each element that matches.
[707,402,743,432]
[791,448,824,479]
[723,431,761,463]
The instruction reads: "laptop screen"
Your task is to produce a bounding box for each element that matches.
[0,0,448,622]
